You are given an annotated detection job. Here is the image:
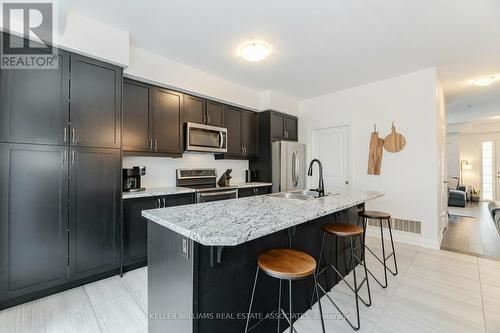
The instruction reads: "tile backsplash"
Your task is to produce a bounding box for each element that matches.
[123,153,249,188]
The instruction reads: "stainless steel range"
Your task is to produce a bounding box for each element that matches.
[176,168,238,203]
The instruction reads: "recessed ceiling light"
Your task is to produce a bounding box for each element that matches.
[472,75,496,87]
[238,42,271,62]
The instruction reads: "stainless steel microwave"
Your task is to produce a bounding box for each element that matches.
[185,122,228,153]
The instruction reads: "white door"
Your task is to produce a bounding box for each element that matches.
[309,125,350,189]
[496,140,500,200]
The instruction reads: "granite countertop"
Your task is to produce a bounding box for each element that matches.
[142,190,383,246]
[122,182,272,199]
[122,187,196,199]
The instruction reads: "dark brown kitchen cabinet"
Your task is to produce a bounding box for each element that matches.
[206,101,224,127]
[122,79,153,152]
[0,49,70,145]
[69,147,121,281]
[184,95,206,124]
[154,88,183,154]
[122,193,194,270]
[237,186,271,198]
[70,54,122,149]
[216,106,258,159]
[223,105,242,156]
[242,111,259,157]
[269,111,298,141]
[0,143,69,302]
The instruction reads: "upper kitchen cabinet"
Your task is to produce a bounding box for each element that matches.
[242,111,259,157]
[184,95,224,127]
[154,88,183,155]
[222,105,242,156]
[123,79,153,152]
[70,54,122,149]
[0,47,70,145]
[216,105,258,159]
[206,100,224,127]
[0,143,69,302]
[184,95,206,124]
[269,111,298,141]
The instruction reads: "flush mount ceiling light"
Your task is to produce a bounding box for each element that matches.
[238,42,271,62]
[472,75,496,87]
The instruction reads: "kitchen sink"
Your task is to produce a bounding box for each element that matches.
[269,190,337,200]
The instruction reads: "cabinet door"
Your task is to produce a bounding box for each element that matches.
[237,187,255,198]
[242,111,259,157]
[0,47,69,145]
[255,186,271,195]
[206,101,224,127]
[123,197,159,266]
[224,106,242,155]
[69,148,121,281]
[123,79,153,152]
[164,193,195,207]
[284,116,298,141]
[0,144,68,301]
[270,112,285,140]
[70,54,122,148]
[184,95,206,125]
[154,88,183,154]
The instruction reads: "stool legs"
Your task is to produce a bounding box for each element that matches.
[312,232,371,331]
[362,217,398,289]
[245,269,325,333]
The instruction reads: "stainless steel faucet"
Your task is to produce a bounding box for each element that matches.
[307,159,325,197]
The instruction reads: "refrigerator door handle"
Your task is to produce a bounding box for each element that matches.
[294,149,300,187]
[292,150,298,187]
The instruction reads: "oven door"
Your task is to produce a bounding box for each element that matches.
[196,189,238,203]
[186,122,228,153]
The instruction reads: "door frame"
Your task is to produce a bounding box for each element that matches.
[306,121,352,189]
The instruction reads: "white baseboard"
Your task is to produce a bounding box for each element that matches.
[365,225,440,250]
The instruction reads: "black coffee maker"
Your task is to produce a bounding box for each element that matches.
[123,166,146,192]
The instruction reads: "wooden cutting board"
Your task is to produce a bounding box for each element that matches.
[384,123,406,153]
[367,131,384,175]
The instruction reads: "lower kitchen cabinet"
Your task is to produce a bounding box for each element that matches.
[0,143,69,302]
[122,193,194,270]
[69,147,122,281]
[238,186,271,198]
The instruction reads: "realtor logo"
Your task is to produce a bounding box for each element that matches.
[1,1,58,69]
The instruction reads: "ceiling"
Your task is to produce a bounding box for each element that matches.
[69,0,500,115]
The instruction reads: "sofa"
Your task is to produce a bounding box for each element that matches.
[488,201,500,233]
[448,177,466,207]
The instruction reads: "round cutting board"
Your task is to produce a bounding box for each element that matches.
[384,124,406,153]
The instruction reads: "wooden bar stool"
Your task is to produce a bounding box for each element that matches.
[311,222,372,331]
[358,210,398,289]
[245,249,325,333]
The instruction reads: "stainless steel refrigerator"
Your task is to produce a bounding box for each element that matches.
[272,141,306,193]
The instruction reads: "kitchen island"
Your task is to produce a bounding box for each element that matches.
[143,190,383,333]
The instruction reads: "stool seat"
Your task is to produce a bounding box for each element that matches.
[323,223,364,237]
[358,210,391,219]
[258,249,316,280]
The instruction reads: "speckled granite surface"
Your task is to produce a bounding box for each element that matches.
[122,187,195,199]
[142,190,383,246]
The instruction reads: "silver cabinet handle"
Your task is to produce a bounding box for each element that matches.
[207,114,211,124]
[256,188,259,195]
[71,149,75,164]
[149,139,153,151]
[157,198,161,208]
[244,147,247,156]
[241,146,244,155]
[63,127,67,142]
[155,139,158,151]
[162,198,166,207]
[71,128,75,143]
[63,150,67,164]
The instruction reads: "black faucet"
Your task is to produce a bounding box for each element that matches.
[307,159,325,197]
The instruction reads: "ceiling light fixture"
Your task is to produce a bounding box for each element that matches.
[472,75,496,87]
[238,42,271,62]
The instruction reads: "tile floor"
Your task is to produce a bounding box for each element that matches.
[1,237,499,333]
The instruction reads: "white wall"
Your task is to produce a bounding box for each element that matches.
[435,76,448,243]
[299,68,441,248]
[123,154,248,188]
[259,90,300,116]
[447,133,460,178]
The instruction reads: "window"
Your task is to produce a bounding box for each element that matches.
[482,141,493,200]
